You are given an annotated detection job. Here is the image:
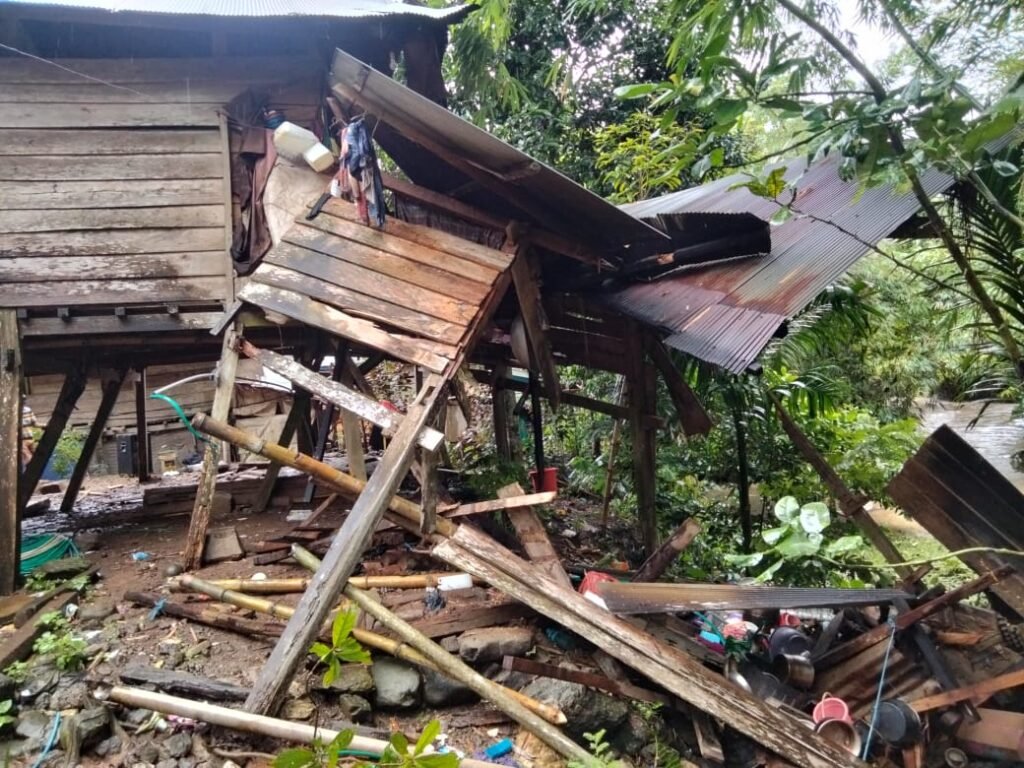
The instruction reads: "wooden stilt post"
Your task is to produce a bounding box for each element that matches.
[253,392,309,513]
[0,311,22,595]
[629,337,658,556]
[528,370,544,476]
[60,367,126,515]
[183,325,240,570]
[418,440,438,536]
[134,367,149,481]
[244,376,447,715]
[20,363,86,509]
[491,364,512,461]
[601,375,625,527]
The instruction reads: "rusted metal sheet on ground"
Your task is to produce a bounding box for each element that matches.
[888,425,1024,618]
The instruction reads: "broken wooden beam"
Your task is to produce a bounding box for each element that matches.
[632,518,700,582]
[125,591,280,641]
[243,376,447,715]
[499,482,572,590]
[503,656,672,706]
[190,413,453,537]
[442,491,556,518]
[20,362,86,508]
[909,666,1024,713]
[240,339,444,451]
[119,665,250,703]
[434,524,864,768]
[509,250,561,409]
[644,334,712,437]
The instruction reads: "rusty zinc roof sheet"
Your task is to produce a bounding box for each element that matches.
[2,0,471,20]
[606,153,956,372]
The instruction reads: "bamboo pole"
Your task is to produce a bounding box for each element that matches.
[104,686,505,768]
[169,574,465,595]
[191,413,455,536]
[290,546,587,762]
[175,574,565,727]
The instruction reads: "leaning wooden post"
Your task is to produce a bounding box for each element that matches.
[244,377,446,715]
[20,362,86,509]
[289,546,582,757]
[183,324,240,570]
[253,392,309,513]
[632,518,701,583]
[60,367,126,514]
[0,310,22,595]
[134,367,149,481]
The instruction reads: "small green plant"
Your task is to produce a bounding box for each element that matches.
[726,496,865,584]
[0,700,15,730]
[3,661,29,684]
[274,721,456,768]
[568,729,627,768]
[310,608,370,687]
[23,572,58,593]
[32,613,87,672]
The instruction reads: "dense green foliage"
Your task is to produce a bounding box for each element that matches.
[437,0,1024,586]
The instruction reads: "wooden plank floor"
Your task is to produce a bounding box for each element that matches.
[239,198,513,372]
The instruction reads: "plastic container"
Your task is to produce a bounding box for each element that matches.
[272,121,320,159]
[813,694,851,724]
[437,573,473,591]
[484,739,514,759]
[530,466,558,492]
[303,142,335,173]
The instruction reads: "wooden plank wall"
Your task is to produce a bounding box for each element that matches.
[0,56,321,310]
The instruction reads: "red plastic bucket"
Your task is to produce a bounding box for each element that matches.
[530,467,558,493]
[813,694,852,724]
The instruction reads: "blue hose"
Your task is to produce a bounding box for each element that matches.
[861,620,897,759]
[29,712,61,768]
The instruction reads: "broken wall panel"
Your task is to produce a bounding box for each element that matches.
[888,425,1024,618]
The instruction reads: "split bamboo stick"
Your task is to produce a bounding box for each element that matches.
[169,574,464,595]
[190,414,455,536]
[104,686,505,768]
[175,574,565,727]
[289,545,588,763]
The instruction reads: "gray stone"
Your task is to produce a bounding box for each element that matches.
[178,758,197,768]
[164,731,192,759]
[136,741,161,763]
[78,600,116,624]
[0,672,15,701]
[125,708,152,725]
[16,710,52,740]
[157,639,183,656]
[156,759,179,768]
[439,636,460,653]
[520,678,629,740]
[282,698,316,721]
[610,711,657,756]
[370,658,421,709]
[163,649,185,670]
[72,531,100,551]
[50,678,90,710]
[323,664,374,694]
[66,707,109,748]
[421,668,478,707]
[457,627,533,664]
[93,734,123,757]
[338,694,372,723]
[20,667,59,700]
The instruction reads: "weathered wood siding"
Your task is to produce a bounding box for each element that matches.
[0,56,321,310]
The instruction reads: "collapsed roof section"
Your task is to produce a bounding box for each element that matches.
[607,153,963,373]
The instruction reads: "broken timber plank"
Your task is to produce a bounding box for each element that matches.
[239,340,443,451]
[909,666,1024,713]
[119,666,250,703]
[0,591,80,668]
[243,376,447,715]
[503,656,671,706]
[498,483,572,591]
[409,603,534,639]
[632,518,701,583]
[434,525,863,768]
[442,491,556,518]
[238,282,451,373]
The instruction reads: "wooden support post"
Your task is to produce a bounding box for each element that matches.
[528,370,545,476]
[601,376,625,527]
[644,334,712,437]
[338,346,367,483]
[303,345,349,504]
[183,325,240,570]
[0,311,22,595]
[491,364,512,461]
[418,444,438,536]
[630,341,658,557]
[20,363,86,509]
[509,249,561,409]
[244,377,447,715]
[632,518,701,582]
[60,367,126,515]
[253,392,309,513]
[134,367,149,481]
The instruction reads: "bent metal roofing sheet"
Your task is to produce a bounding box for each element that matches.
[606,153,956,373]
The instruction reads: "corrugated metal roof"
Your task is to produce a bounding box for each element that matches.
[330,48,672,259]
[2,0,471,21]
[606,153,956,372]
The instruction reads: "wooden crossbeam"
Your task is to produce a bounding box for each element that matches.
[239,340,443,451]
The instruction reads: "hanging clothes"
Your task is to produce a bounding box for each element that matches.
[337,117,386,228]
